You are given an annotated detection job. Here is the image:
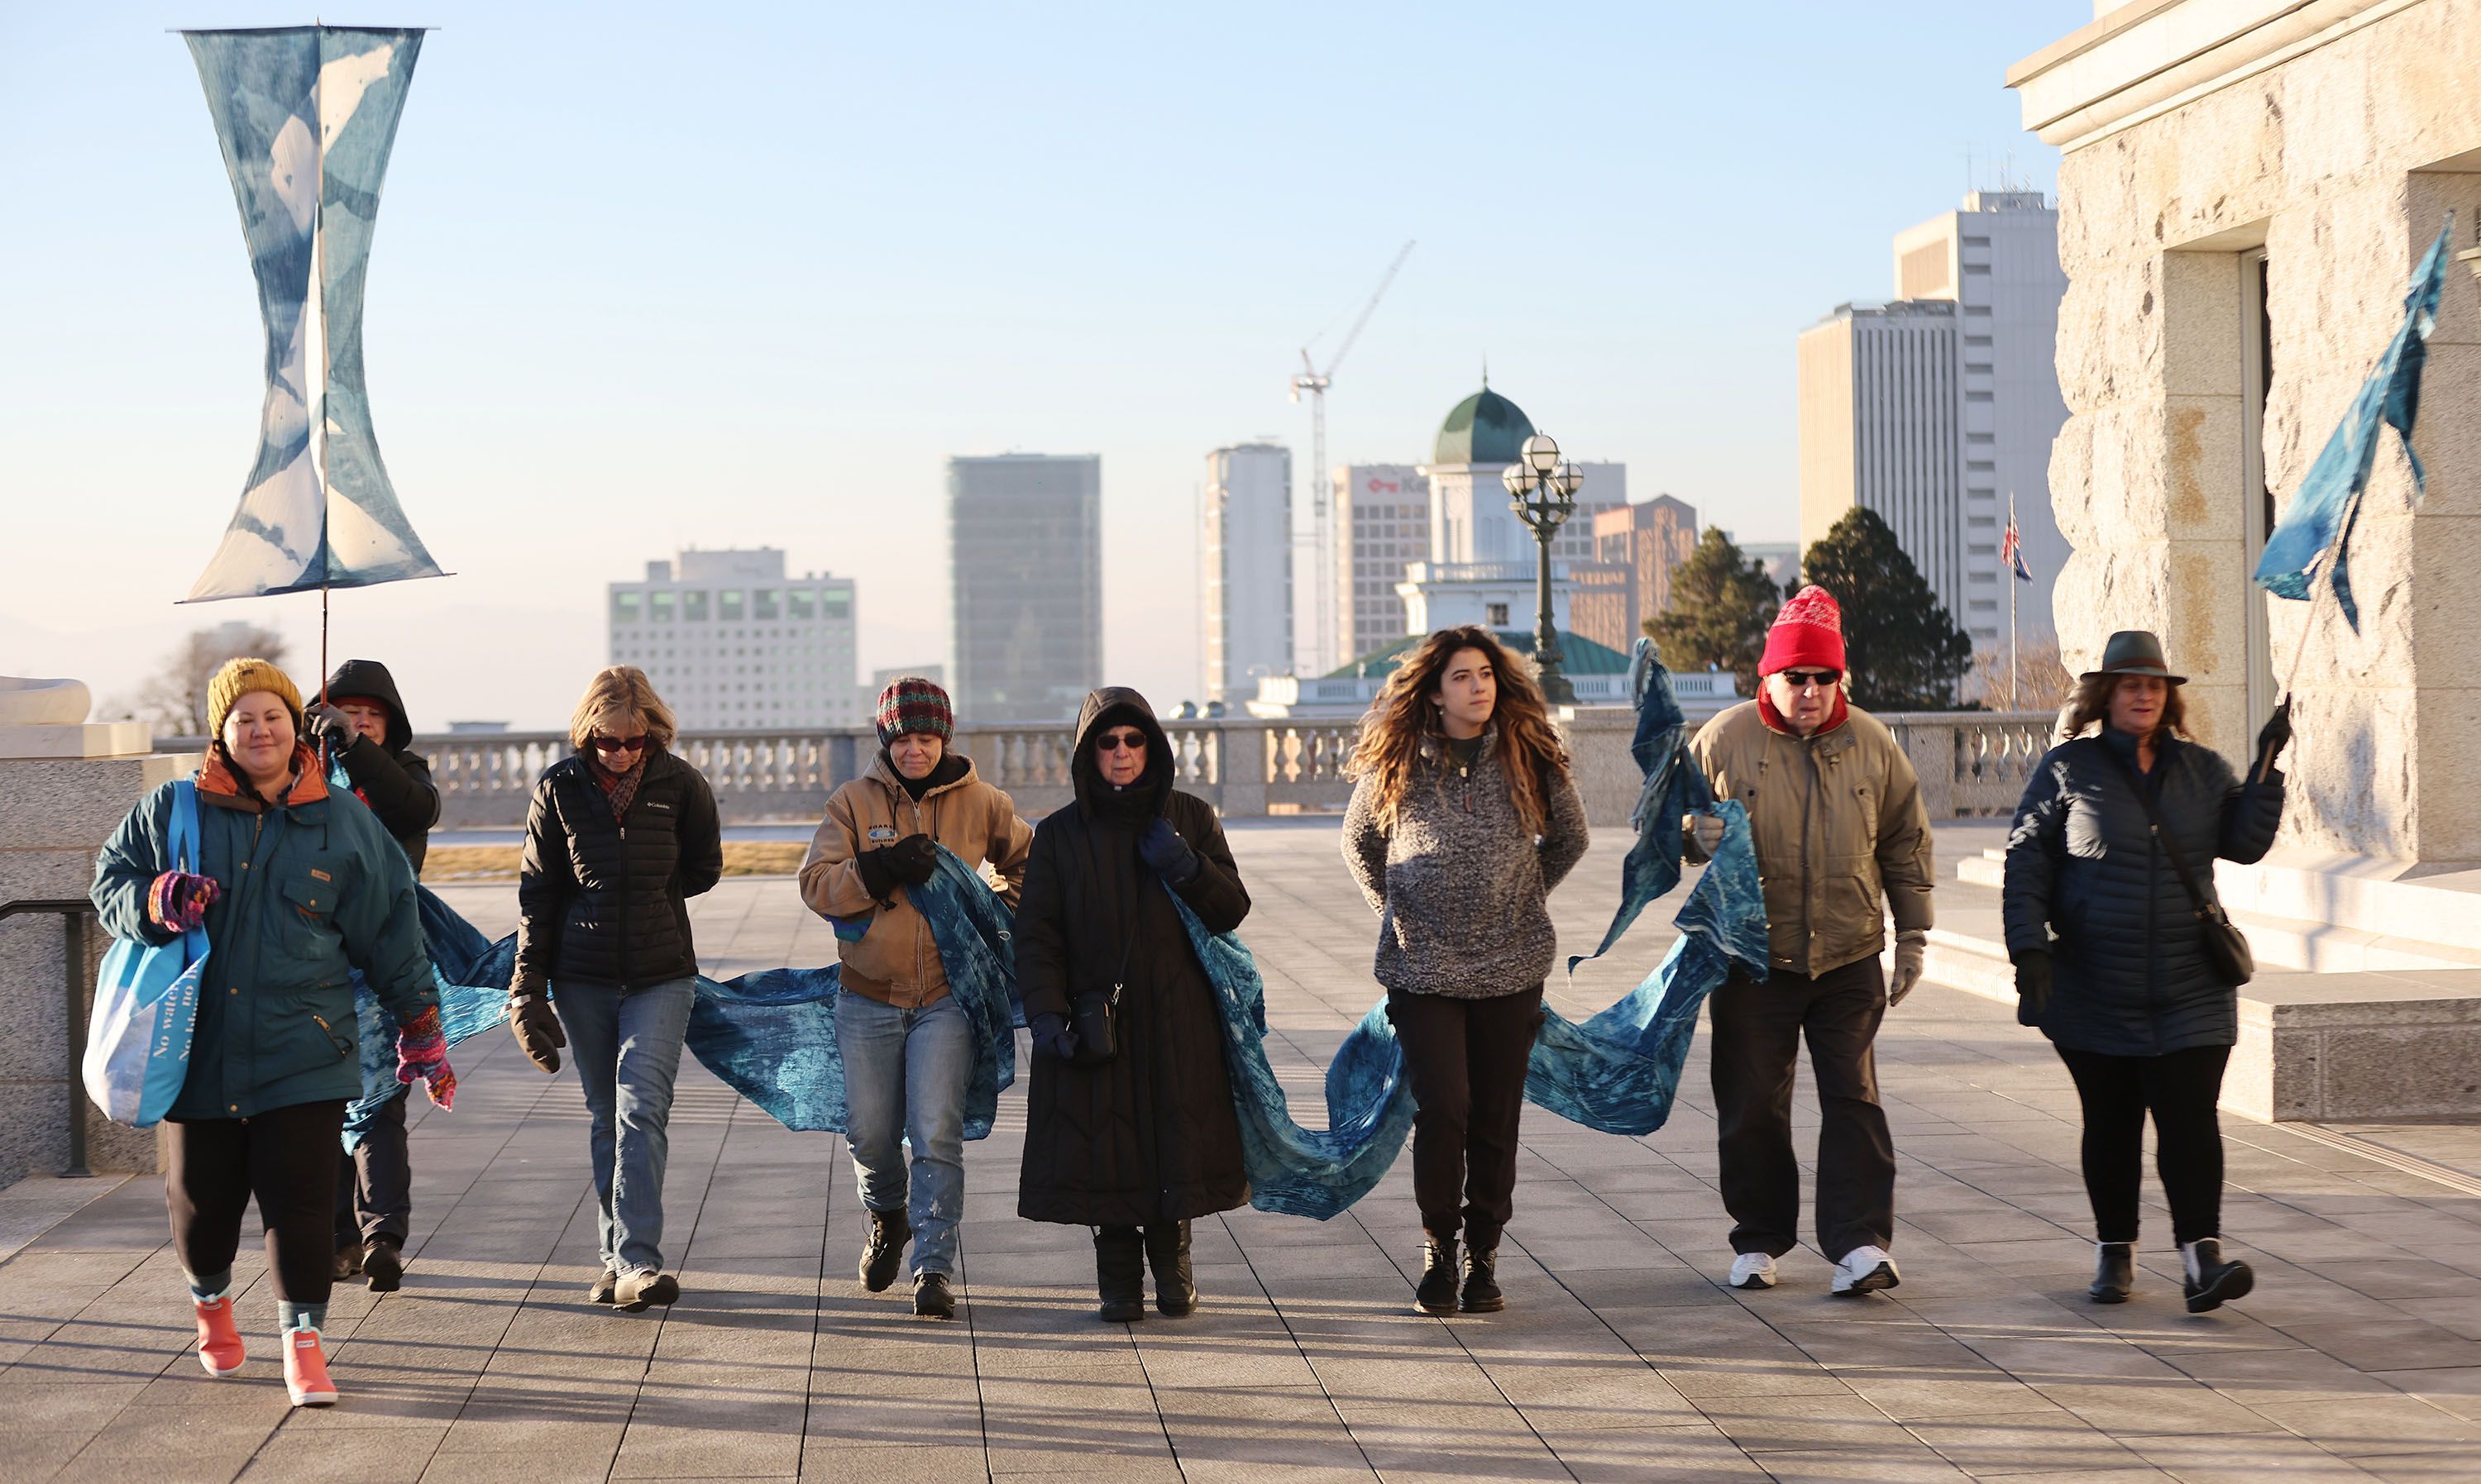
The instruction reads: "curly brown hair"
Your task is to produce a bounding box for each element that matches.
[1346,627,1570,835]
[2058,672,2188,743]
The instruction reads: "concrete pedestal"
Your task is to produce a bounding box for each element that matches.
[0,704,190,1186]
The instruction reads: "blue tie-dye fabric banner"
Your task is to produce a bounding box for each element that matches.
[181,26,444,603]
[2253,221,2452,631]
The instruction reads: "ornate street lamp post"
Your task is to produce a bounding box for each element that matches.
[1503,432,1583,705]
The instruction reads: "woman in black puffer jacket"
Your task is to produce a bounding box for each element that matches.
[1016,687,1251,1323]
[2003,631,2287,1315]
[509,667,722,1313]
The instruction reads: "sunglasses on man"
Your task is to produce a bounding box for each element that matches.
[1779,670,1841,690]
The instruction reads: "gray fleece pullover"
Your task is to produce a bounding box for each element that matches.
[1341,729,1590,998]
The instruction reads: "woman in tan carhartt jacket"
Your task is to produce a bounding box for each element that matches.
[799,676,1031,1319]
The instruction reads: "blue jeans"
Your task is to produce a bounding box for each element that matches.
[557,977,695,1276]
[836,990,971,1277]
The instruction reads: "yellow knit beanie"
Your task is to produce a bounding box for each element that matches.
[205,657,304,740]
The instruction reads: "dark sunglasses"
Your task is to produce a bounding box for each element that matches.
[591,734,650,754]
[1780,670,1840,690]
[1096,731,1148,753]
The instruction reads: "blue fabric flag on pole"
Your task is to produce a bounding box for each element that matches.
[2253,221,2453,631]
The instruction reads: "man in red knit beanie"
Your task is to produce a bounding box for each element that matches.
[1682,584,1934,1298]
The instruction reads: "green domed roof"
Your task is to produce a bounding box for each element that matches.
[1432,385,1534,466]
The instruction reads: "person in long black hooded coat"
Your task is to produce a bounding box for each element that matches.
[1016,687,1250,1322]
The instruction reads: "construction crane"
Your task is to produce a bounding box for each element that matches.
[1292,239,1414,673]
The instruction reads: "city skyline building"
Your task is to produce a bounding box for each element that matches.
[1798,191,2069,642]
[606,547,859,731]
[1891,190,2070,641]
[1201,442,1292,705]
[1797,298,1967,619]
[1397,384,1622,639]
[948,453,1102,721]
[1331,463,1428,667]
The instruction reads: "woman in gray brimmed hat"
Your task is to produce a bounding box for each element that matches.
[2001,631,2291,1313]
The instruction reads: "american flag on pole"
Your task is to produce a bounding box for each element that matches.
[2001,514,2034,582]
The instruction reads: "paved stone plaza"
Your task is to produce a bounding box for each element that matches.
[6,820,2481,1482]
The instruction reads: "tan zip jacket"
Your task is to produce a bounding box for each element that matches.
[800,752,1034,1007]
[1686,699,1934,978]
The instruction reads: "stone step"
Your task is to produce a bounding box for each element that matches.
[1955,851,2481,973]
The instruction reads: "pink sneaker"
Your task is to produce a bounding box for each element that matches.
[282,1327,337,1406]
[193,1296,244,1377]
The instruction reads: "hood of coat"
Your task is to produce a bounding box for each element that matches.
[1072,686,1172,818]
[324,659,414,752]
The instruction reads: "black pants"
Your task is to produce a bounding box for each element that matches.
[2054,1043,2231,1247]
[166,1100,347,1305]
[334,1090,411,1248]
[1386,984,1544,1249]
[1709,957,1895,1262]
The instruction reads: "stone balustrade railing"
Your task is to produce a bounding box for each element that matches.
[156,709,2060,828]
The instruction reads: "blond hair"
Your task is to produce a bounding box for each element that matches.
[569,666,677,752]
[2059,672,2188,743]
[1346,627,1570,836]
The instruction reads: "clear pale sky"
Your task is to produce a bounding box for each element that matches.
[0,2,2088,729]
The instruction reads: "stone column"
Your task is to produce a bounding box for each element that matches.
[1217,725,1268,818]
[0,680,188,1185]
[1556,706,1642,829]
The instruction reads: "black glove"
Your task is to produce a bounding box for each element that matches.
[1139,818,1200,886]
[509,986,566,1074]
[2013,951,2052,1028]
[304,701,355,751]
[855,846,901,900]
[888,833,939,886]
[1030,1011,1080,1062]
[2254,696,2293,778]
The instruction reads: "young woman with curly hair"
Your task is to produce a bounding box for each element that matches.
[1341,627,1589,1315]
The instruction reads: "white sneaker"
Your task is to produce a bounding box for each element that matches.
[1728,1253,1777,1290]
[1831,1244,1900,1296]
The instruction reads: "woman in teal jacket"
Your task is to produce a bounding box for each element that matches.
[91,660,447,1409]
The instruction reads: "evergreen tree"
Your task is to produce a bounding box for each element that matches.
[1645,527,1781,695]
[1799,507,1974,710]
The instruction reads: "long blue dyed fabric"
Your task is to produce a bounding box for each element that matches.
[2254,222,2450,631]
[344,852,1023,1148]
[347,647,1766,1211]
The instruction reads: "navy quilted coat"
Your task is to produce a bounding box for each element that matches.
[2001,728,2285,1056]
[1016,689,1252,1226]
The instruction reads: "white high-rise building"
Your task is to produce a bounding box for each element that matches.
[1201,443,1292,704]
[1333,464,1427,666]
[1892,190,2070,641]
[607,548,859,731]
[1798,299,1967,618]
[1800,191,2070,642]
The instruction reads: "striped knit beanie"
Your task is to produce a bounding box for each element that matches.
[875,675,954,745]
[205,656,304,740]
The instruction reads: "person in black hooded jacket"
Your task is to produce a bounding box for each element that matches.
[2004,631,2288,1314]
[1016,687,1250,1322]
[303,659,444,1292]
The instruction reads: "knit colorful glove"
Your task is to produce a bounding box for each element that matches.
[395,1006,456,1109]
[147,871,221,932]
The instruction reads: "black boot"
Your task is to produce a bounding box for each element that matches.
[858,1207,911,1294]
[1143,1221,1197,1318]
[1460,1243,1505,1314]
[1094,1226,1146,1323]
[912,1272,956,1320]
[332,1243,363,1282]
[2089,1242,2134,1305]
[2182,1238,2255,1314]
[362,1237,404,1294]
[1414,1233,1459,1315]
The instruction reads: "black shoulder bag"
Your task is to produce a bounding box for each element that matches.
[2096,742,2254,987]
